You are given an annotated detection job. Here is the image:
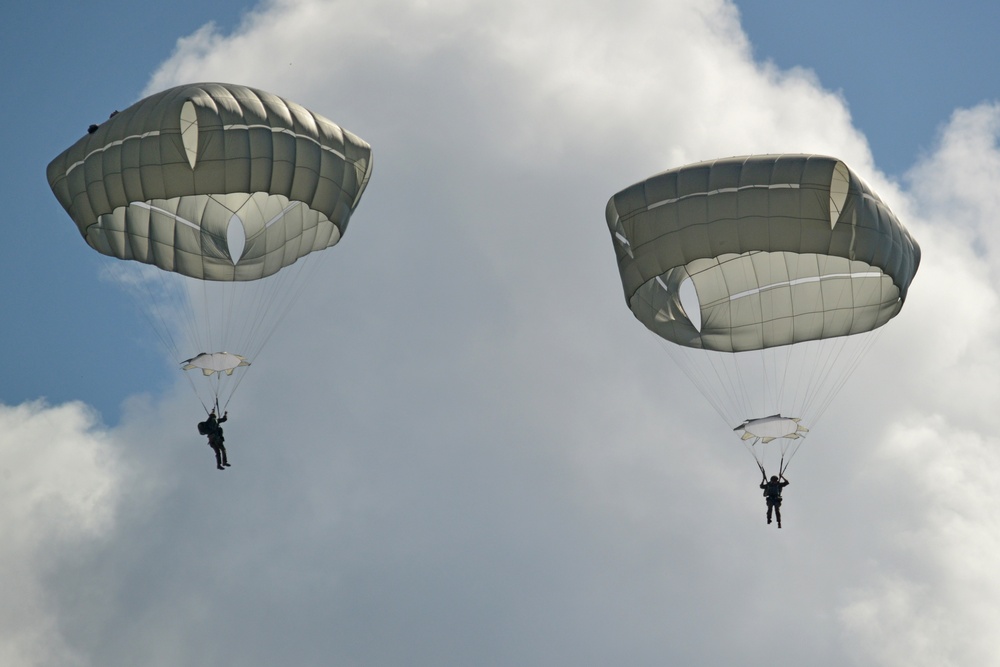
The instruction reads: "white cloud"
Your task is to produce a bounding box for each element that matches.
[909,103,1000,255]
[839,418,1000,667]
[29,0,1000,665]
[834,104,1000,667]
[0,401,123,667]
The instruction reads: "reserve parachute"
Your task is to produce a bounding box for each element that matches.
[606,154,920,474]
[47,82,372,411]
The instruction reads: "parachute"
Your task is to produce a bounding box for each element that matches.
[47,82,373,410]
[181,352,251,377]
[606,154,920,474]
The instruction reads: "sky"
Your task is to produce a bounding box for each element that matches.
[2,0,1000,665]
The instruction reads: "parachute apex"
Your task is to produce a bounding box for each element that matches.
[734,415,809,441]
[181,352,250,377]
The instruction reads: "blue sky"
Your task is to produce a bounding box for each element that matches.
[740,0,1000,176]
[3,1,1000,665]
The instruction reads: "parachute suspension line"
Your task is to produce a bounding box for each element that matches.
[779,452,787,478]
[715,344,782,426]
[743,436,766,474]
[217,275,239,353]
[660,324,876,448]
[221,278,251,355]
[798,334,851,423]
[794,340,823,418]
[727,349,756,424]
[800,334,855,424]
[181,362,211,414]
[217,288,283,409]
[695,350,746,427]
[659,337,808,432]
[225,246,326,365]
[101,260,256,411]
[778,432,804,476]
[102,261,198,372]
[811,324,887,432]
[199,273,216,354]
[229,279,270,357]
[798,270,889,431]
[223,274,262,353]
[219,388,237,414]
[773,336,841,434]
[180,277,204,360]
[207,248,329,413]
[757,344,789,420]
[741,432,802,478]
[241,249,324,361]
[757,346,772,417]
[658,338,739,427]
[171,242,321,410]
[772,345,799,417]
[701,351,745,425]
[210,372,224,409]
[105,263,180,359]
[148,271,205,367]
[129,269,229,411]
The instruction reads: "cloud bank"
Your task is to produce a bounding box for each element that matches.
[0,402,120,667]
[14,0,1000,665]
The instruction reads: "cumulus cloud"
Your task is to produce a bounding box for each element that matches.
[0,401,122,667]
[833,103,1000,667]
[840,417,1000,667]
[25,0,1000,665]
[909,103,1000,253]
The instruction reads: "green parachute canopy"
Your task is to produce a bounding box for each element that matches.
[606,154,920,473]
[48,82,373,409]
[606,154,919,353]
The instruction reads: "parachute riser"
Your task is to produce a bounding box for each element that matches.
[744,434,799,480]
